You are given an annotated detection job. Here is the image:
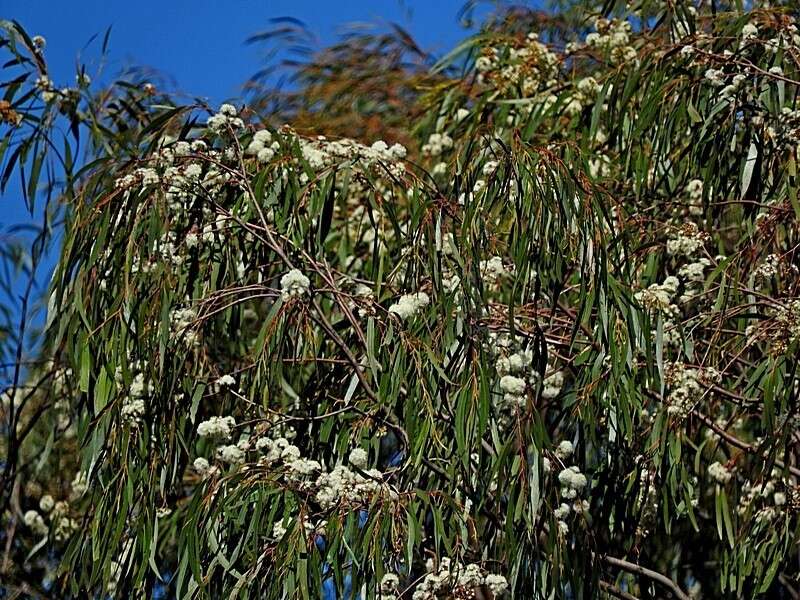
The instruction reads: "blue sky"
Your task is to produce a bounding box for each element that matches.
[9,0,474,107]
[2,0,483,355]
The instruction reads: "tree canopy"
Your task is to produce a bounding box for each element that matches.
[2,1,800,598]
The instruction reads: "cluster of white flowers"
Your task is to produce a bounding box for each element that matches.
[541,370,564,399]
[315,464,389,509]
[772,299,800,354]
[206,103,244,132]
[70,471,88,498]
[498,374,527,410]
[490,338,565,421]
[632,462,661,536]
[271,514,324,541]
[192,457,217,478]
[563,76,601,117]
[39,494,54,513]
[719,73,748,100]
[388,292,430,320]
[634,276,679,316]
[685,178,703,216]
[666,223,707,258]
[492,346,532,419]
[245,129,280,164]
[35,74,57,102]
[118,369,152,426]
[23,509,48,536]
[250,431,393,509]
[293,134,406,186]
[378,573,400,600]
[584,18,637,64]
[216,443,246,464]
[24,497,78,541]
[216,374,236,387]
[753,254,780,281]
[410,558,508,599]
[348,447,369,469]
[555,440,574,460]
[704,68,726,87]
[664,362,720,418]
[280,268,311,300]
[480,256,511,284]
[557,466,588,499]
[159,140,231,211]
[587,153,611,179]
[51,501,79,542]
[741,22,759,42]
[169,305,200,346]
[197,415,236,439]
[495,349,533,377]
[708,461,733,484]
[737,471,788,527]
[673,255,712,305]
[678,259,710,284]
[548,437,590,533]
[121,396,145,425]
[421,132,454,157]
[474,33,559,97]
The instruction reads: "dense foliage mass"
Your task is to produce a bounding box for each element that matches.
[2,1,800,597]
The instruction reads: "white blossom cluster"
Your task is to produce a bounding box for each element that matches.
[474,32,559,97]
[23,509,48,536]
[421,132,453,157]
[111,362,153,428]
[197,415,236,439]
[704,68,726,87]
[666,223,708,258]
[557,466,588,499]
[480,256,512,284]
[737,470,789,526]
[245,129,280,164]
[206,103,244,132]
[676,258,711,304]
[271,439,390,508]
[294,134,406,182]
[548,440,591,535]
[388,291,430,320]
[583,18,637,64]
[194,421,397,511]
[771,299,800,355]
[634,276,680,316]
[678,259,710,284]
[753,254,781,282]
[169,305,200,346]
[664,362,720,419]
[271,514,324,540]
[708,461,733,484]
[192,457,217,478]
[490,338,564,422]
[24,495,79,542]
[632,464,660,537]
[685,178,703,216]
[563,75,601,117]
[280,269,311,300]
[377,573,401,600]
[409,557,508,599]
[216,443,247,464]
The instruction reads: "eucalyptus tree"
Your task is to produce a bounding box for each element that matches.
[1,0,800,598]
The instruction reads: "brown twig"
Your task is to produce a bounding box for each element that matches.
[601,554,691,600]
